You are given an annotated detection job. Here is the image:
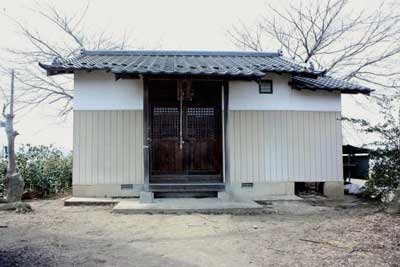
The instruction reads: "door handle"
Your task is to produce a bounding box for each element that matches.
[179,139,185,150]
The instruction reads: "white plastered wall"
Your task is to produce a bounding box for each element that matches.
[74,71,143,110]
[229,73,341,112]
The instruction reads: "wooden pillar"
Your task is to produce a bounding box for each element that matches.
[223,80,230,190]
[143,78,150,192]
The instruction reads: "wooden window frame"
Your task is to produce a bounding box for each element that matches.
[259,79,273,94]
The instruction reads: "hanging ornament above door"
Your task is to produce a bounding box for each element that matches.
[177,80,194,101]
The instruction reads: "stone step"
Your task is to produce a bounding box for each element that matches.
[112,198,264,215]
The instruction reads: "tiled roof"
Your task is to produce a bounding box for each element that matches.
[291,76,372,94]
[39,50,315,78]
[38,50,372,94]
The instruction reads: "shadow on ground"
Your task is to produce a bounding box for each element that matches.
[0,246,55,267]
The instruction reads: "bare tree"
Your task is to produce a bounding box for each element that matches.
[228,0,400,91]
[0,70,31,212]
[1,1,134,116]
[0,2,137,209]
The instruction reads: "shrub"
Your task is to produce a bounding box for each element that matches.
[0,144,72,198]
[363,148,400,201]
[356,96,400,201]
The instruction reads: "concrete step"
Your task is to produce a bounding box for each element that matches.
[64,197,120,206]
[112,198,264,215]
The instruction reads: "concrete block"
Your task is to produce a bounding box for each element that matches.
[229,182,295,201]
[218,191,231,202]
[139,191,154,203]
[324,181,344,199]
[73,184,142,198]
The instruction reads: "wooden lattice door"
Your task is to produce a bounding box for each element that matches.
[148,80,222,183]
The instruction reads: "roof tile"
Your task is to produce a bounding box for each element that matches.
[39,50,372,94]
[39,50,307,78]
[292,76,372,94]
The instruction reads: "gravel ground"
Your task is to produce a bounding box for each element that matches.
[0,196,399,267]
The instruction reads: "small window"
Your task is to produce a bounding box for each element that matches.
[259,80,273,94]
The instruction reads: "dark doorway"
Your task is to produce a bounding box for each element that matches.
[148,79,223,184]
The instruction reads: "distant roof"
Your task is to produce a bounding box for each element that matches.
[343,145,370,154]
[39,50,372,94]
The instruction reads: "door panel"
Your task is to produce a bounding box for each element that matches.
[186,106,221,174]
[149,80,222,183]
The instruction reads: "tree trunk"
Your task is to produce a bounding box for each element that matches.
[4,113,24,202]
[386,184,400,214]
[4,173,24,202]
[1,70,26,204]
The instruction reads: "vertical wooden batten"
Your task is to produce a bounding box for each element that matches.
[73,110,143,186]
[228,110,343,183]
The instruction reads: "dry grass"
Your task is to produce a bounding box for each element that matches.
[0,196,398,267]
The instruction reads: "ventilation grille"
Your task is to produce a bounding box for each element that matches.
[241,182,254,188]
[121,184,133,190]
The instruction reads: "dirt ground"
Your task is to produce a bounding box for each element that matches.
[0,196,399,267]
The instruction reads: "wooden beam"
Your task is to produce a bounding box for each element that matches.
[114,73,141,80]
[140,74,260,81]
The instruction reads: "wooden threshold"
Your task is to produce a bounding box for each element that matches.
[149,175,222,184]
[149,183,225,192]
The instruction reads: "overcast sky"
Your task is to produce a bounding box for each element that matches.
[0,0,385,150]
